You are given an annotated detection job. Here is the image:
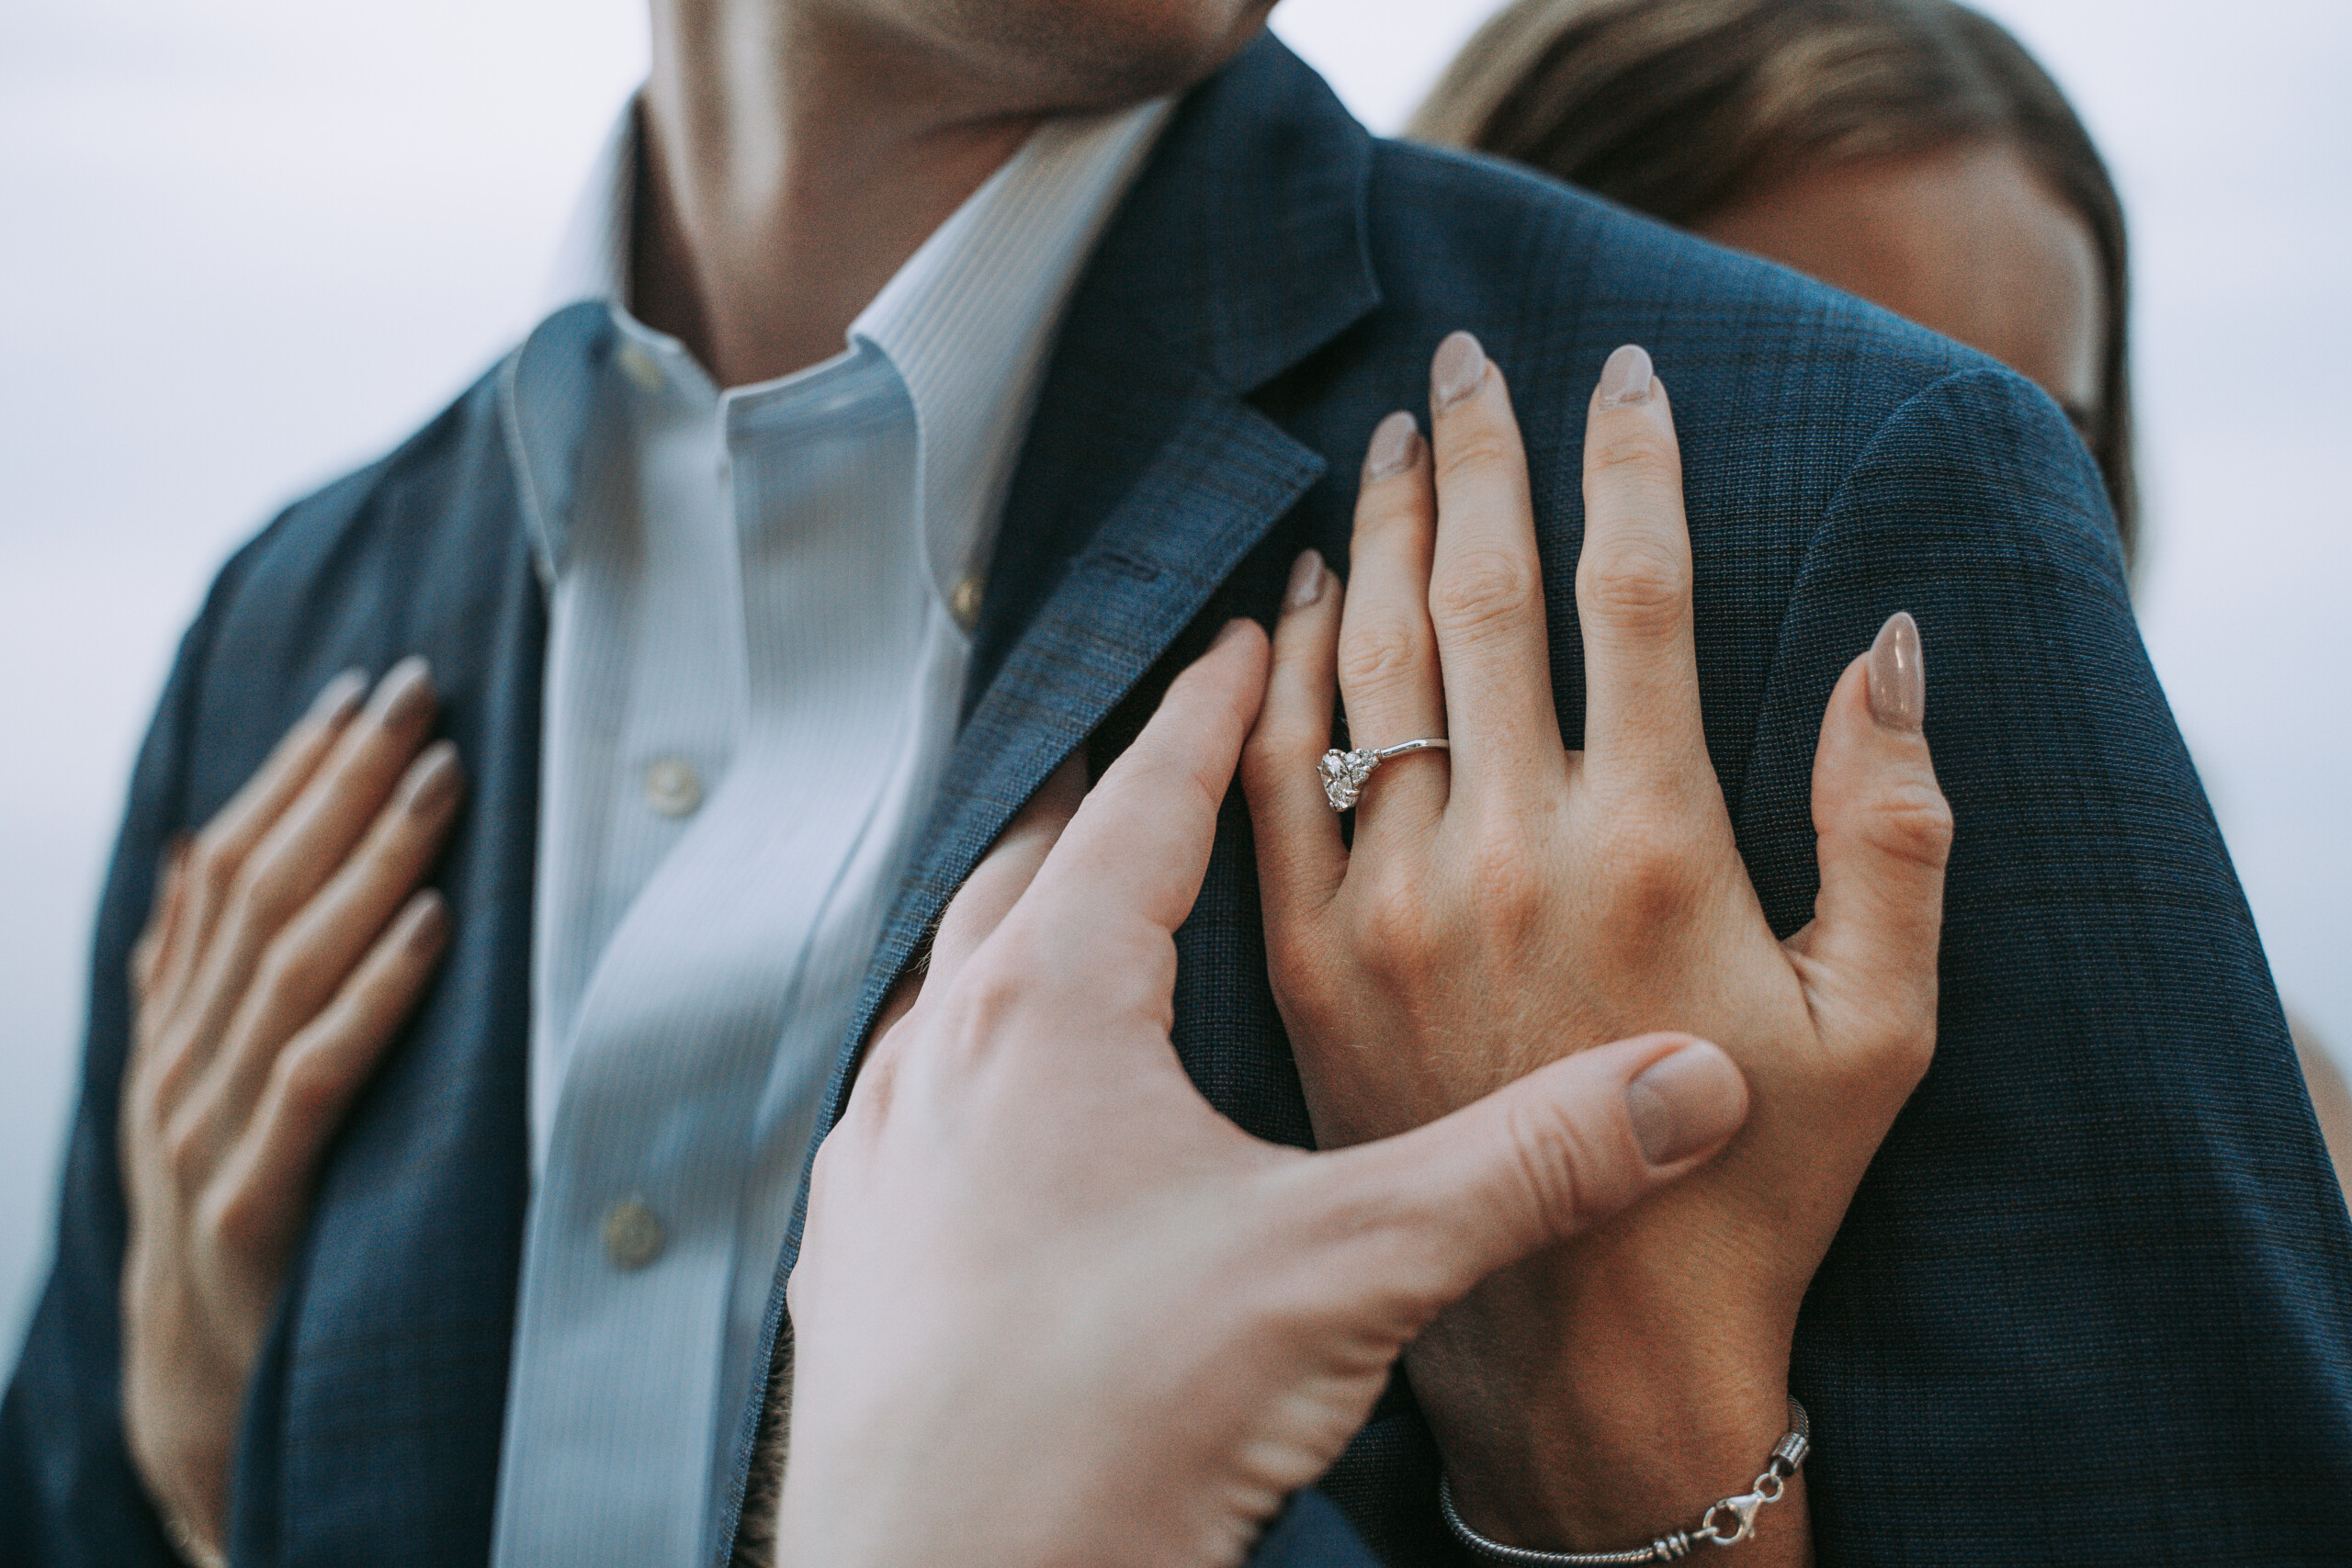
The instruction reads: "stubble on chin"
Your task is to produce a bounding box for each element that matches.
[841,0,1278,117]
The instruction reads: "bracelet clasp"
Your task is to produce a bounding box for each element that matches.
[1695,1489,1764,1547]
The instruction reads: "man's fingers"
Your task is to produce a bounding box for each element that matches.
[922,752,1090,1001]
[211,891,452,1261]
[1241,551,1347,926]
[1334,1034,1747,1299]
[1576,346,1713,802]
[1023,619,1269,945]
[1423,333,1565,804]
[1788,614,1951,1083]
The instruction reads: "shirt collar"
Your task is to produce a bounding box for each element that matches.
[514,96,1173,602]
[852,99,1172,599]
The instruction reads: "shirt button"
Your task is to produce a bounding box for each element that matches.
[603,1198,665,1270]
[949,573,984,631]
[616,339,664,393]
[643,757,703,818]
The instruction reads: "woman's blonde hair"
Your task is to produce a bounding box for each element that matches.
[1415,0,2137,560]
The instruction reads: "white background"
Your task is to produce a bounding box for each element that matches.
[2,0,2345,1356]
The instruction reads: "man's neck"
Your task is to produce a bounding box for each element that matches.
[634,1,1044,388]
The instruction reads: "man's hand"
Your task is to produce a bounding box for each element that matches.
[775,621,1750,1568]
[1240,337,1951,1556]
[119,660,461,1562]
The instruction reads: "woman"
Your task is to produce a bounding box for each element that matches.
[1409,0,2352,1184]
[1411,0,2136,558]
[120,337,1952,1566]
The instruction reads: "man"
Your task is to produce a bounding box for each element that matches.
[7,0,2348,1563]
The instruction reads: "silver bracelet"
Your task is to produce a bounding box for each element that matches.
[1438,1397,1810,1565]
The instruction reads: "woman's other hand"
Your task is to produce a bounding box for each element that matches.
[1240,337,1951,1556]
[119,660,462,1562]
[776,623,1748,1568]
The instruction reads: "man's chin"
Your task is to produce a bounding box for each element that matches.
[883,0,1279,116]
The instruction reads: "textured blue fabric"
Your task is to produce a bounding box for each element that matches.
[1254,1490,1383,1568]
[8,33,2348,1568]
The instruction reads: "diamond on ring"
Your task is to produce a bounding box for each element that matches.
[1317,738,1449,812]
[1318,748,1380,811]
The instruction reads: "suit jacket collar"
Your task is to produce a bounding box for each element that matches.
[714,32,1379,1557]
[1068,33,1381,399]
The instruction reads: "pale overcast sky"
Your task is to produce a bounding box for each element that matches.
[2,0,2345,1352]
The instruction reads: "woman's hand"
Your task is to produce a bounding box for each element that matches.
[775,623,1750,1568]
[1239,337,1951,1555]
[119,660,462,1562]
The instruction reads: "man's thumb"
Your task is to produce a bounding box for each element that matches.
[1342,1035,1747,1299]
[876,753,1089,1047]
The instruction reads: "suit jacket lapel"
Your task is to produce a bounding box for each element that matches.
[858,362,1324,1075]
[805,30,1380,1236]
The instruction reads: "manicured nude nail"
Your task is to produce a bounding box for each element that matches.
[399,741,463,818]
[400,891,449,955]
[1626,1042,1747,1166]
[1430,332,1488,412]
[1362,412,1420,483]
[307,669,368,727]
[1598,344,1654,407]
[1284,549,1328,611]
[373,656,436,733]
[1867,612,1926,733]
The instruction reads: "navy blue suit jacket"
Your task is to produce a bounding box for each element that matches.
[10,37,2350,1568]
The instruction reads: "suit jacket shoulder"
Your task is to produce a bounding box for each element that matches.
[181,371,527,813]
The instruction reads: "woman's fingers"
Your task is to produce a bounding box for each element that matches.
[1330,1034,1747,1300]
[1241,551,1348,924]
[1788,614,1951,1076]
[211,890,452,1262]
[1575,346,1713,802]
[1423,333,1566,805]
[164,660,440,1090]
[153,671,366,1023]
[199,741,466,1133]
[1335,413,1450,830]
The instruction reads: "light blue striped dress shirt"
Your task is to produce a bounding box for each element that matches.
[489,96,1171,1566]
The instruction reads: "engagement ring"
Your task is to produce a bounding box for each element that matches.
[1317,738,1450,812]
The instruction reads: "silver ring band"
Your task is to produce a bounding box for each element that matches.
[1317,738,1450,812]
